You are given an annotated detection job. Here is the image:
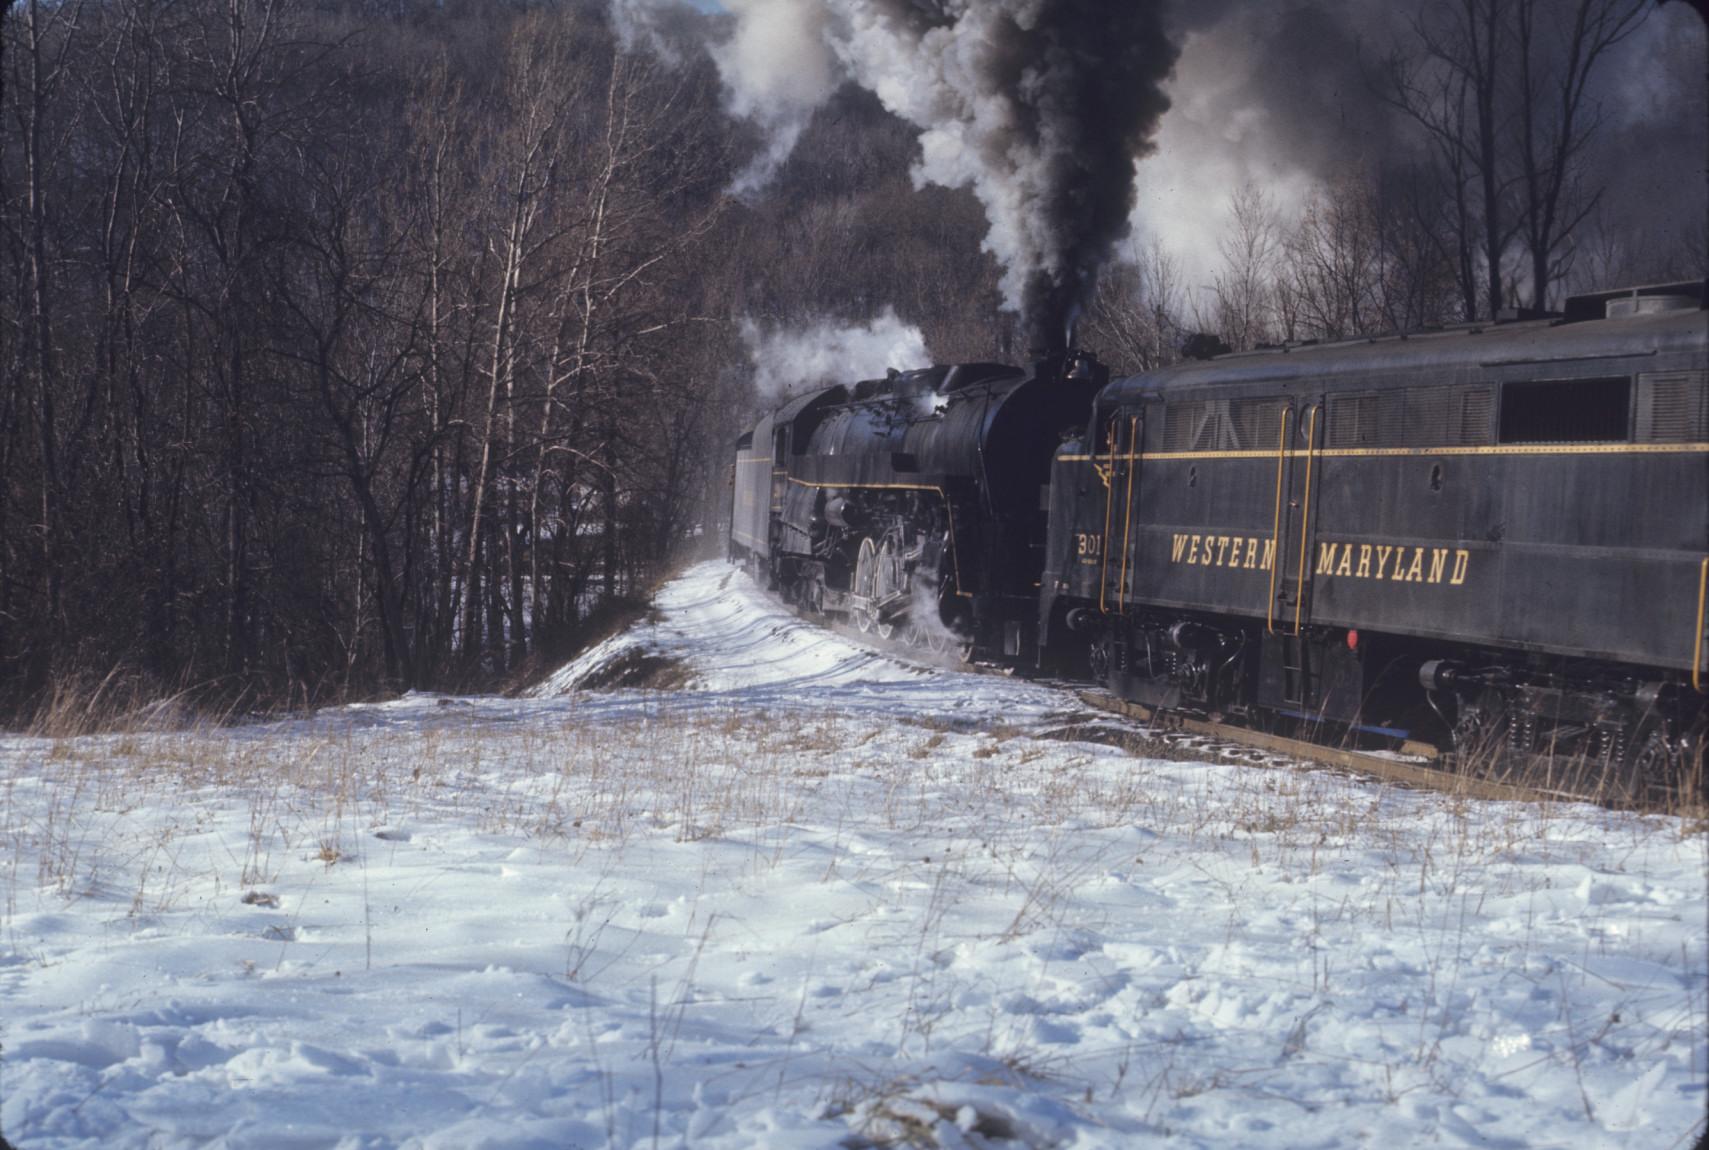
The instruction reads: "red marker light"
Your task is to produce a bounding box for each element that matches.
[1347,629,1360,651]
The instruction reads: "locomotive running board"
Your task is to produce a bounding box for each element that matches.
[1075,691,1563,805]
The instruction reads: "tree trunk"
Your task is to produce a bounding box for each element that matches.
[23,0,66,661]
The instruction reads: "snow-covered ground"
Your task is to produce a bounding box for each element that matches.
[2,562,1704,1149]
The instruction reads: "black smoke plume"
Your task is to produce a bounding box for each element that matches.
[689,1,1179,354]
[872,1,1179,353]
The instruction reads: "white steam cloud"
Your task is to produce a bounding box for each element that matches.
[714,1,840,192]
[742,309,931,399]
[820,2,1049,312]
[1127,1,1704,295]
[1124,3,1404,292]
[1131,27,1321,292]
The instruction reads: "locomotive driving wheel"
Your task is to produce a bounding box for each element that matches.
[852,537,878,633]
[915,614,972,660]
[872,537,905,640]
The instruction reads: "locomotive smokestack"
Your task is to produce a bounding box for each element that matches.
[1032,347,1106,392]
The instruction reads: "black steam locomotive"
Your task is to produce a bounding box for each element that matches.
[731,283,1708,798]
[732,352,1106,655]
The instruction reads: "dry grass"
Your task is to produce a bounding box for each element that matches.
[1445,729,1708,820]
[566,649,694,692]
[20,668,228,740]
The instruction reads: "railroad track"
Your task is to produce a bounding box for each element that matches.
[1065,690,1580,806]
[797,602,1700,814]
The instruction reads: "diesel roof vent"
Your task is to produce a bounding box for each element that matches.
[1605,292,1699,319]
[1180,332,1232,360]
[1562,280,1706,323]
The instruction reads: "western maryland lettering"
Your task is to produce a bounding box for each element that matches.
[1171,533,1276,571]
[1315,541,1470,585]
[1169,533,1472,586]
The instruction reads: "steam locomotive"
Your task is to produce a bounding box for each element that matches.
[730,283,1708,799]
[731,353,1107,655]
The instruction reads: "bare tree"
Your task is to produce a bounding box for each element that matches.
[1085,237,1186,372]
[399,52,480,677]
[1211,183,1281,350]
[1285,184,1368,341]
[1381,0,1652,316]
[11,0,85,677]
[1380,0,1520,320]
[458,14,573,672]
[1369,164,1465,331]
[271,135,425,687]
[1512,0,1648,307]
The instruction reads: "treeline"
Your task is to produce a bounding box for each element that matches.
[0,0,1017,716]
[0,0,742,711]
[1,0,1698,717]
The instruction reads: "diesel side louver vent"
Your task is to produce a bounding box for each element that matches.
[1161,399,1285,452]
[1227,399,1283,450]
[1636,371,1709,442]
[1163,401,1214,452]
[1329,388,1495,449]
[1327,392,1398,447]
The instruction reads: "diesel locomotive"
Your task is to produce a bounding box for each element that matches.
[731,283,1709,799]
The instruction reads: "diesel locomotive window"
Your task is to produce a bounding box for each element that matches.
[1498,377,1630,444]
